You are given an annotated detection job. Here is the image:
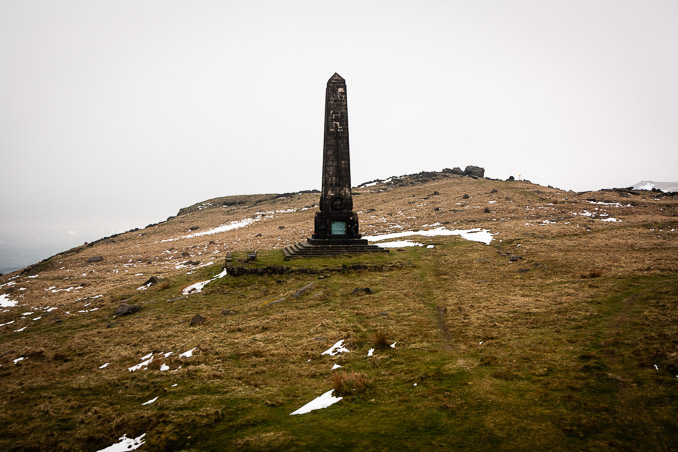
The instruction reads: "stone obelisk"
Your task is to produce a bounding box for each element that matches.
[283,73,387,257]
[313,73,359,239]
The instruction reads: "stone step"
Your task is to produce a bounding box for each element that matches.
[284,240,388,258]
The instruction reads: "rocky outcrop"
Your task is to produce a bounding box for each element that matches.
[464,165,485,178]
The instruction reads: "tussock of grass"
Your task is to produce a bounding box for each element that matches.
[330,371,370,396]
[371,331,390,350]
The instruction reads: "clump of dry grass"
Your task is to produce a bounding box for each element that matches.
[372,331,390,350]
[579,269,603,279]
[330,371,370,396]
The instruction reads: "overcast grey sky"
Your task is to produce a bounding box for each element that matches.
[1,0,677,270]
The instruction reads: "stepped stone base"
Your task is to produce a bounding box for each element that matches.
[283,238,388,258]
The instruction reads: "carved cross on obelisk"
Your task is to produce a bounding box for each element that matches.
[313,73,360,239]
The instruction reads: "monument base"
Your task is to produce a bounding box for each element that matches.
[283,238,388,259]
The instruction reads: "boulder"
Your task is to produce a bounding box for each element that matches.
[190,314,206,326]
[464,165,485,178]
[143,276,160,286]
[114,304,141,316]
[451,167,464,175]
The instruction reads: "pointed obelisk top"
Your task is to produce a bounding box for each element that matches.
[328,72,344,83]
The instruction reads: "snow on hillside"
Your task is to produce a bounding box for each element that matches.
[632,181,678,192]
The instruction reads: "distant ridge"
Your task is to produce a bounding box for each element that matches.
[632,181,678,192]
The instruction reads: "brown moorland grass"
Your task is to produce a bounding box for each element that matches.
[0,175,676,450]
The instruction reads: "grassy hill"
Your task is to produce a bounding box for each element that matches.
[0,173,676,451]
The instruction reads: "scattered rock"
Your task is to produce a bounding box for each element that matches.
[352,287,373,295]
[114,304,142,316]
[221,309,237,316]
[476,258,490,263]
[188,226,200,231]
[518,268,530,273]
[509,255,522,262]
[185,260,201,266]
[143,276,160,286]
[190,314,206,326]
[278,225,285,230]
[254,233,263,237]
[490,188,498,193]
[167,296,187,303]
[379,312,390,317]
[464,165,485,178]
[462,194,470,199]
[432,191,440,196]
[507,176,515,181]
[291,283,314,299]
[181,251,191,258]
[87,255,104,263]
[484,207,490,213]
[451,167,464,175]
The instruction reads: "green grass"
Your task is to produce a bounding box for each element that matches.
[0,237,676,451]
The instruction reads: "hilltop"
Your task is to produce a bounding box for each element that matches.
[0,171,676,451]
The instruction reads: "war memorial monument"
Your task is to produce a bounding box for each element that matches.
[284,74,387,258]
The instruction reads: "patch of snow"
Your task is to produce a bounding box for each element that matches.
[378,240,424,248]
[601,217,621,222]
[331,364,342,370]
[426,244,435,249]
[137,282,152,291]
[50,286,83,293]
[140,352,153,360]
[0,320,15,328]
[0,281,16,289]
[364,227,495,246]
[142,396,158,406]
[96,433,146,452]
[390,342,397,349]
[367,348,374,357]
[14,326,26,332]
[179,347,197,358]
[32,316,42,321]
[322,340,350,356]
[13,356,26,364]
[182,268,228,295]
[128,356,153,372]
[27,275,38,279]
[160,364,170,371]
[290,389,343,415]
[164,352,173,358]
[184,217,261,239]
[99,363,110,369]
[0,294,18,307]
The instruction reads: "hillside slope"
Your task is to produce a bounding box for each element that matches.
[0,173,676,451]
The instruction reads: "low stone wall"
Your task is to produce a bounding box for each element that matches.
[225,263,402,277]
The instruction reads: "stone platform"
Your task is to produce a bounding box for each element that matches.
[283,238,388,258]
